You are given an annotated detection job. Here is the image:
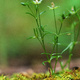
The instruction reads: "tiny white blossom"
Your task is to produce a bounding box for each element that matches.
[69,6,76,15]
[71,6,74,11]
[33,0,42,4]
[48,2,59,10]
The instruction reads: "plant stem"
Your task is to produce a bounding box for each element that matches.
[35,4,49,61]
[49,62,53,74]
[28,5,34,15]
[54,57,58,73]
[76,14,80,41]
[68,22,76,68]
[53,9,59,73]
[53,9,58,53]
[53,9,57,33]
[68,13,80,68]
[58,22,63,35]
[68,52,72,68]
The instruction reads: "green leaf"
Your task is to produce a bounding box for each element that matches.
[33,28,39,38]
[21,2,29,6]
[41,53,50,55]
[52,53,61,56]
[61,42,73,54]
[59,61,64,69]
[50,56,56,61]
[36,28,39,36]
[57,55,62,58]
[43,30,56,37]
[27,36,36,40]
[33,28,36,36]
[26,12,35,18]
[59,32,71,36]
[42,61,48,65]
[48,6,60,10]
[40,11,46,15]
[74,6,76,11]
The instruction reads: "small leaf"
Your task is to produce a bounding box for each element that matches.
[27,36,36,40]
[50,56,56,61]
[59,32,71,36]
[33,28,36,36]
[42,61,48,65]
[48,6,60,10]
[33,28,38,37]
[40,11,46,15]
[61,42,73,54]
[21,2,29,6]
[26,12,35,18]
[69,42,75,51]
[41,53,50,55]
[57,55,62,58]
[36,28,39,36]
[52,53,61,56]
[59,61,63,69]
[74,6,76,11]
[43,30,56,36]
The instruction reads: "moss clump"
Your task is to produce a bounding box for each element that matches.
[0,68,80,80]
[31,68,80,80]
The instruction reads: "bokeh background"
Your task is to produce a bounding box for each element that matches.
[0,0,80,71]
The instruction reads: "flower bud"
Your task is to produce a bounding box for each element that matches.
[51,2,55,8]
[71,6,74,11]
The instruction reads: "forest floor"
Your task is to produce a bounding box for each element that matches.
[0,58,80,76]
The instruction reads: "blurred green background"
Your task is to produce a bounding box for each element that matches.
[0,0,80,67]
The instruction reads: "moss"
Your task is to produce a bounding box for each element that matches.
[0,68,80,80]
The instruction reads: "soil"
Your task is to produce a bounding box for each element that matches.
[0,58,80,75]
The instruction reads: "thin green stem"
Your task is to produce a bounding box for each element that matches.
[53,9,57,33]
[76,14,80,41]
[38,6,46,53]
[54,57,58,73]
[68,22,75,68]
[52,44,56,54]
[53,9,58,53]
[37,5,53,72]
[68,13,80,68]
[58,22,63,35]
[52,9,59,73]
[38,8,42,29]
[68,52,72,68]
[56,36,58,53]
[49,62,53,74]
[35,4,49,61]
[28,5,34,15]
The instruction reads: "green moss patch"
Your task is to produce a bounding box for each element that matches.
[0,68,80,80]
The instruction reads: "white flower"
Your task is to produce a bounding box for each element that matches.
[33,0,42,4]
[69,6,76,15]
[48,2,59,10]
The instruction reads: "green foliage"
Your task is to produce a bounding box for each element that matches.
[21,0,80,75]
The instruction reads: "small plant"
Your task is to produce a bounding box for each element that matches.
[21,0,80,75]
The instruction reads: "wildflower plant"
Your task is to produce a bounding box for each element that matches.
[21,0,80,75]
